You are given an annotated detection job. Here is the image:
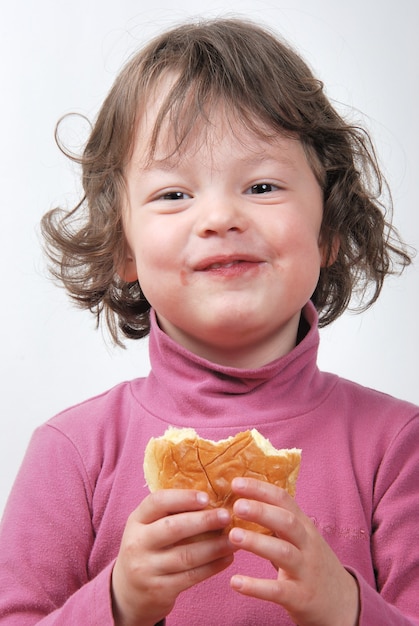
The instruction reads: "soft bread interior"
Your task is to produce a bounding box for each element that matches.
[143,427,301,535]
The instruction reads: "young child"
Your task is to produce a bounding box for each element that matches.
[0,17,418,626]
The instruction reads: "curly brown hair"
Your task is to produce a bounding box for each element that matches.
[41,17,413,345]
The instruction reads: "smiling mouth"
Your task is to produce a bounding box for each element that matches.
[205,260,246,270]
[196,258,264,278]
[194,253,265,275]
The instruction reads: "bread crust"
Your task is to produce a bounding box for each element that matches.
[144,427,301,535]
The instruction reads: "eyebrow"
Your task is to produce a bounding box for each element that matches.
[141,151,297,173]
[142,158,181,172]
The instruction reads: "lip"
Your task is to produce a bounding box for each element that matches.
[194,254,264,272]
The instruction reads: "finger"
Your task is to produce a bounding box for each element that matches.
[162,534,235,576]
[232,497,305,548]
[229,526,301,576]
[151,507,231,549]
[230,573,288,605]
[133,489,210,524]
[232,477,299,513]
[169,552,235,595]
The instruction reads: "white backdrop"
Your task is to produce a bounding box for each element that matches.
[1,0,418,514]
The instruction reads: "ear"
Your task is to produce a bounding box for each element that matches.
[320,234,340,268]
[117,250,138,282]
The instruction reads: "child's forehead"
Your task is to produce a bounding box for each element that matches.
[133,96,291,168]
[128,126,307,184]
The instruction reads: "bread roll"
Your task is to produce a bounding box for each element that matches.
[143,427,301,535]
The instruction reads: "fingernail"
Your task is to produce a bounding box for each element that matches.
[235,500,249,515]
[231,575,244,590]
[196,492,209,505]
[230,527,245,543]
[217,508,230,523]
[232,477,247,490]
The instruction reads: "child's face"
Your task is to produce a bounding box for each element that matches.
[122,103,325,368]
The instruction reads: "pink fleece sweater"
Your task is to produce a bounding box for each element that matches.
[1,303,418,625]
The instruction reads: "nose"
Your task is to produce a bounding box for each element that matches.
[194,192,248,238]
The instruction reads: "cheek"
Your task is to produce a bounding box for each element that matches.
[276,214,323,254]
[130,227,182,305]
[126,220,164,269]
[272,216,324,288]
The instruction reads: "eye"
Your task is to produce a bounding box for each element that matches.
[160,190,191,201]
[247,183,279,195]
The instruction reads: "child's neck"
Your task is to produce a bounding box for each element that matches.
[156,311,303,370]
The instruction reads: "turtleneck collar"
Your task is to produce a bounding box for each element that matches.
[131,302,336,429]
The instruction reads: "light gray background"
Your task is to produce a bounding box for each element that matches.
[1,0,418,514]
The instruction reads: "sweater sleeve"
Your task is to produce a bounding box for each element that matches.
[0,425,115,625]
[349,412,419,625]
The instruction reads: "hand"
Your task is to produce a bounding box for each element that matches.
[111,489,234,626]
[228,478,359,626]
